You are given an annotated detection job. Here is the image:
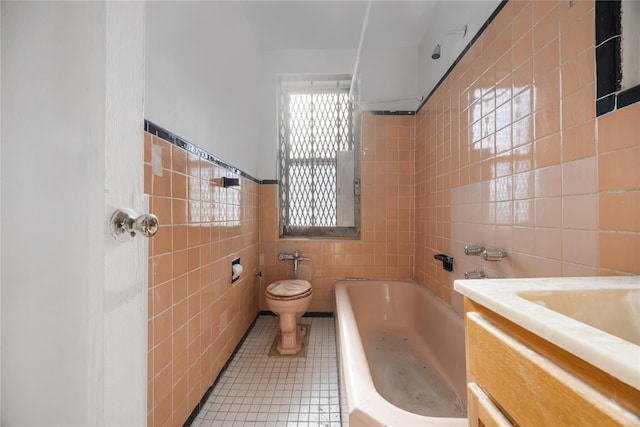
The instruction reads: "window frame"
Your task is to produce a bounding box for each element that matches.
[277,74,361,239]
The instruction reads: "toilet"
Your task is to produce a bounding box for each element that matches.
[265,279,313,355]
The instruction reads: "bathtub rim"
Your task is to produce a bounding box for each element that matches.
[335,279,467,427]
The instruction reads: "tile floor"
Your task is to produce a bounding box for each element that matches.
[191,315,344,427]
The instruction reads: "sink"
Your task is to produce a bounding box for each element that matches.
[453,276,640,390]
[518,289,640,346]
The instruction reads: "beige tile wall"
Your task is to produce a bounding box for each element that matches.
[144,1,640,422]
[145,132,260,427]
[415,0,639,312]
[259,113,415,312]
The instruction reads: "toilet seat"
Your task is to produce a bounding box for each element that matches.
[266,279,312,301]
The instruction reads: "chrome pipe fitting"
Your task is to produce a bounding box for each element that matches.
[482,248,508,262]
[464,244,485,256]
[464,269,486,279]
[278,250,310,279]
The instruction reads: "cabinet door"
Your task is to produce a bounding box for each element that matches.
[467,311,640,426]
[467,382,513,427]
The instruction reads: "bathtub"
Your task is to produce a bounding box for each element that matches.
[335,280,467,426]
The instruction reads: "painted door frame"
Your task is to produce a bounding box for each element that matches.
[102,2,147,425]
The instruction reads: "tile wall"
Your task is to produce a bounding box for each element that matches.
[144,132,260,426]
[259,113,415,312]
[415,0,639,312]
[143,0,640,422]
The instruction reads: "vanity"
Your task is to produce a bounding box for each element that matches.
[454,276,640,426]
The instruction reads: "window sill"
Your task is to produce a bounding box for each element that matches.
[280,226,360,239]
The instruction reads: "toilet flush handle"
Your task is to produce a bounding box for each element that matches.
[293,250,309,261]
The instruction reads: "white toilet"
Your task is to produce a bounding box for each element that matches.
[265,279,313,355]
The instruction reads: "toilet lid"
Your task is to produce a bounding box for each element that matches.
[266,280,312,300]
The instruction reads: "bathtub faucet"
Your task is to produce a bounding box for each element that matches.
[278,250,309,279]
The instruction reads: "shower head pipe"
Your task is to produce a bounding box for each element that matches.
[349,0,373,102]
[431,24,467,60]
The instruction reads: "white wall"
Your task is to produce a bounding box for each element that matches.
[145,1,263,179]
[0,4,3,417]
[418,0,501,100]
[621,0,640,90]
[145,2,423,181]
[1,2,146,424]
[357,47,421,110]
[2,3,105,422]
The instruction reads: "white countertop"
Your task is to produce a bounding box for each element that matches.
[454,276,640,390]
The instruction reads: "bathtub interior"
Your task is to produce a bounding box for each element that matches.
[364,328,467,417]
[342,281,467,418]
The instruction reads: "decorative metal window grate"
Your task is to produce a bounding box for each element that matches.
[278,76,360,238]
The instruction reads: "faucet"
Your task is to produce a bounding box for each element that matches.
[278,250,309,279]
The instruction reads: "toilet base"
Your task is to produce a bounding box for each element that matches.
[275,313,306,355]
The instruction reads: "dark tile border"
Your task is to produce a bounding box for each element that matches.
[617,83,640,110]
[596,0,620,45]
[368,1,508,116]
[370,110,416,116]
[595,0,640,115]
[414,0,509,115]
[596,94,616,116]
[145,119,264,184]
[259,310,335,318]
[183,313,260,427]
[596,37,621,99]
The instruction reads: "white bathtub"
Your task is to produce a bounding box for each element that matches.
[335,280,467,426]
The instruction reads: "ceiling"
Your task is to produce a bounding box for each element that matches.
[237,0,502,111]
[240,1,439,50]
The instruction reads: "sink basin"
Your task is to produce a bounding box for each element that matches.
[518,289,640,345]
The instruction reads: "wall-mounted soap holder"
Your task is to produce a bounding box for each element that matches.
[464,244,508,262]
[434,253,454,272]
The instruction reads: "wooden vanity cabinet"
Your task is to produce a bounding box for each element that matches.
[463,299,640,427]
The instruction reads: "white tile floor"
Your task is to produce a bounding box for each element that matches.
[191,315,344,427]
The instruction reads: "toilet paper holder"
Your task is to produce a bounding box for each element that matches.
[231,258,243,283]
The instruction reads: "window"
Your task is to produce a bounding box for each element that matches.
[278,75,360,238]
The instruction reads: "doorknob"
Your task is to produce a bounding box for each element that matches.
[110,208,159,241]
